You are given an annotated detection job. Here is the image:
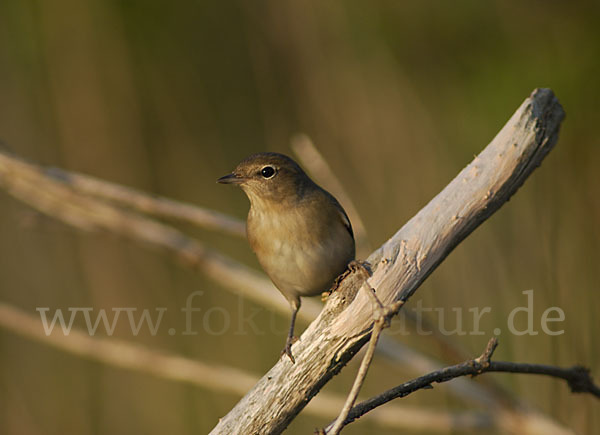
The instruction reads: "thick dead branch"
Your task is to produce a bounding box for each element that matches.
[292,134,507,404]
[0,89,574,433]
[0,142,508,410]
[209,88,566,434]
[291,136,515,408]
[325,338,599,432]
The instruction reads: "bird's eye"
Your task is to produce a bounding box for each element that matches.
[260,166,276,179]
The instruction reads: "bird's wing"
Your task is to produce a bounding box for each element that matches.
[333,199,354,239]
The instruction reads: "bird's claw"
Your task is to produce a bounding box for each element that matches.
[281,336,298,364]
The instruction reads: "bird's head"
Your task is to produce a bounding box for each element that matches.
[217,152,312,204]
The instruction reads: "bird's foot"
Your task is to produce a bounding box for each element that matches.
[348,259,372,278]
[281,336,298,364]
[329,260,373,294]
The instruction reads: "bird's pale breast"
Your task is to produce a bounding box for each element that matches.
[247,196,354,302]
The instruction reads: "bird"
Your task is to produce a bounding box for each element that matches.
[217,152,355,363]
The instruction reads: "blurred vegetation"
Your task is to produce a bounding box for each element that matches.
[0,1,598,434]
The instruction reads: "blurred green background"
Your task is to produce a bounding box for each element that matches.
[0,1,598,434]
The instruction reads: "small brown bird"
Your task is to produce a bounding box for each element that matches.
[218,152,355,363]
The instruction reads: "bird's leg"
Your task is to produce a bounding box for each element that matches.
[281,299,300,364]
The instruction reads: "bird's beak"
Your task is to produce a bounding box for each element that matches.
[217,173,245,184]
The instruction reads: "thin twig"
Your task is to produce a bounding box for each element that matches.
[328,338,599,430]
[485,362,600,397]
[400,309,517,405]
[327,282,404,435]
